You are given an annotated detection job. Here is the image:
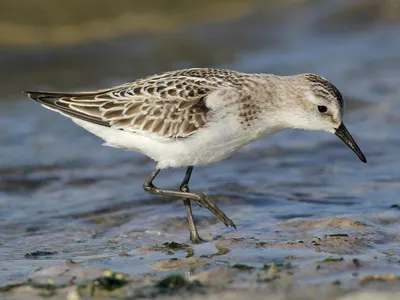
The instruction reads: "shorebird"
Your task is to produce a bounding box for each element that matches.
[25,68,367,243]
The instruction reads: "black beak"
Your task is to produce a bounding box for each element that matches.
[335,123,367,163]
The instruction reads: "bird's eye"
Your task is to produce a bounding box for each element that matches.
[318,105,327,113]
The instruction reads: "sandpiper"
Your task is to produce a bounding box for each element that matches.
[25,68,367,243]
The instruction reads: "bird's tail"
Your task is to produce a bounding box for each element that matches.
[23,90,110,127]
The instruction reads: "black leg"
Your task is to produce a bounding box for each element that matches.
[180,166,202,244]
[143,168,236,234]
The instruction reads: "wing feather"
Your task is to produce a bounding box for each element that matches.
[25,68,245,138]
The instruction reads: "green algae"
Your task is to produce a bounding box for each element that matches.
[262,262,295,271]
[163,241,189,250]
[231,264,254,271]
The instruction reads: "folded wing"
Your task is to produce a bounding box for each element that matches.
[25,81,213,139]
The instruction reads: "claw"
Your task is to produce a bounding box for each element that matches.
[225,219,237,230]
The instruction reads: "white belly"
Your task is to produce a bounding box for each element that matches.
[72,115,282,169]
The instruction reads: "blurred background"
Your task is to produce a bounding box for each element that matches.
[1,0,400,284]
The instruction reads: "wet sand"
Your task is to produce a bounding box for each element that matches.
[2,213,400,299]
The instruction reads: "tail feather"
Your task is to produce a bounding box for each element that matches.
[23,91,111,127]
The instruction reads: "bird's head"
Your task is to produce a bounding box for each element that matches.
[278,73,366,163]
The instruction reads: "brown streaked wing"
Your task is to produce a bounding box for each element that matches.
[25,68,248,138]
[25,83,214,138]
[101,94,211,139]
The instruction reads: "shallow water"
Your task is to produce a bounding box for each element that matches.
[0,1,400,296]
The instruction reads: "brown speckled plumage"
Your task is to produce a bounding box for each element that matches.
[25,68,265,139]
